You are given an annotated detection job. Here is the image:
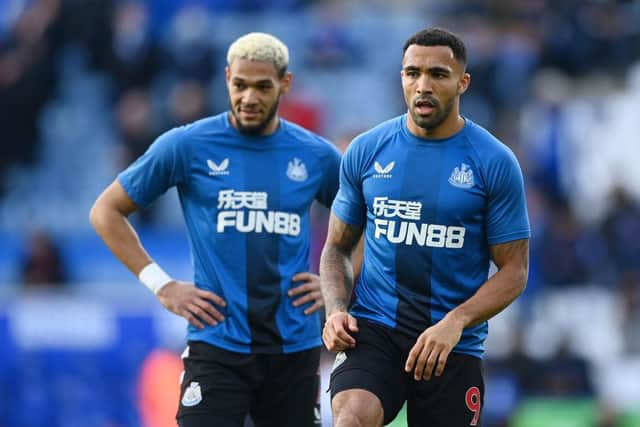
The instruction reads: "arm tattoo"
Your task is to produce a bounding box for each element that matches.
[320,214,363,315]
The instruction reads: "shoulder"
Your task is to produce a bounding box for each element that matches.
[155,113,226,144]
[344,115,403,162]
[463,119,520,168]
[281,119,341,159]
[179,113,229,139]
[353,115,403,147]
[346,116,403,154]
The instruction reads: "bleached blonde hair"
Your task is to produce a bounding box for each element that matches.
[227,32,289,77]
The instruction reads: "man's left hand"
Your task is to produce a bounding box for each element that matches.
[405,313,465,381]
[288,272,324,315]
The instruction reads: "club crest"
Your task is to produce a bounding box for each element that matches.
[332,351,347,373]
[181,381,202,407]
[448,163,475,189]
[287,158,308,182]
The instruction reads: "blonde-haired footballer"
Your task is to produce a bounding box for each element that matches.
[90,32,341,427]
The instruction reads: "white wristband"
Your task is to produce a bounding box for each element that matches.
[138,262,173,295]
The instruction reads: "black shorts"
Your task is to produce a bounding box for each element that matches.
[330,319,484,426]
[177,341,321,427]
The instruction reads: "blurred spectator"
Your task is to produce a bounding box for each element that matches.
[602,187,640,280]
[54,0,111,70]
[303,1,360,69]
[491,23,541,111]
[0,0,61,186]
[619,272,640,355]
[103,0,160,94]
[490,331,540,398]
[521,184,552,301]
[162,5,217,82]
[21,229,66,287]
[150,0,312,18]
[537,202,590,287]
[0,3,639,426]
[492,331,594,399]
[519,68,573,203]
[166,79,209,127]
[115,87,156,167]
[534,338,595,397]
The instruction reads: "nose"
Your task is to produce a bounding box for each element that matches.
[242,88,259,105]
[416,74,433,94]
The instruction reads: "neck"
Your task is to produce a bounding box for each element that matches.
[407,106,464,140]
[228,112,280,136]
[259,116,281,135]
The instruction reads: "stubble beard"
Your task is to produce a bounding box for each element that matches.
[231,95,281,136]
[410,97,455,132]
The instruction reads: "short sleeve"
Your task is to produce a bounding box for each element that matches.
[331,139,367,226]
[315,143,342,208]
[485,148,531,245]
[118,126,190,208]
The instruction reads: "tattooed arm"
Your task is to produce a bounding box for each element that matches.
[319,213,364,351]
[450,238,530,327]
[405,238,529,380]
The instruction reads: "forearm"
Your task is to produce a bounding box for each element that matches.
[90,205,152,276]
[448,264,527,328]
[320,243,354,316]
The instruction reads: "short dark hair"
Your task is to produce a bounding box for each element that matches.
[402,27,467,67]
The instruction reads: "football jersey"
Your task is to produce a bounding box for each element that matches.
[332,114,530,358]
[119,112,341,354]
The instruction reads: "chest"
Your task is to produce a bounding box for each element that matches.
[185,146,321,213]
[362,146,486,223]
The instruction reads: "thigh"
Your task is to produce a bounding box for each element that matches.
[329,319,407,425]
[251,347,321,427]
[176,341,261,426]
[332,388,384,427]
[407,353,484,427]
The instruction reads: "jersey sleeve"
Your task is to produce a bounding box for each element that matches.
[117,126,190,208]
[331,139,367,226]
[485,148,531,245]
[315,142,342,208]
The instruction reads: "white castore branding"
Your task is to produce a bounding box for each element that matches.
[208,158,230,176]
[372,196,466,248]
[216,189,300,236]
[373,161,395,178]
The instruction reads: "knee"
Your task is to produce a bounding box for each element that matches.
[332,390,383,427]
[334,412,367,427]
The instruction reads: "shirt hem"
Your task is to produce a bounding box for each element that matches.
[331,208,364,227]
[186,335,321,355]
[487,230,531,245]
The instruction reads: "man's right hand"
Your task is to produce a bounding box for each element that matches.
[157,281,227,329]
[322,311,358,351]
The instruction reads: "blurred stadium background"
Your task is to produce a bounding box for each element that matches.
[1,0,640,426]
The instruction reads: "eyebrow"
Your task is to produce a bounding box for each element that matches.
[232,77,275,86]
[403,65,452,74]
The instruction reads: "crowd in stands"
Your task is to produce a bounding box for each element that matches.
[1,1,639,426]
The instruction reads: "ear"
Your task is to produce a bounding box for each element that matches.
[225,66,230,83]
[458,72,471,95]
[280,71,293,94]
